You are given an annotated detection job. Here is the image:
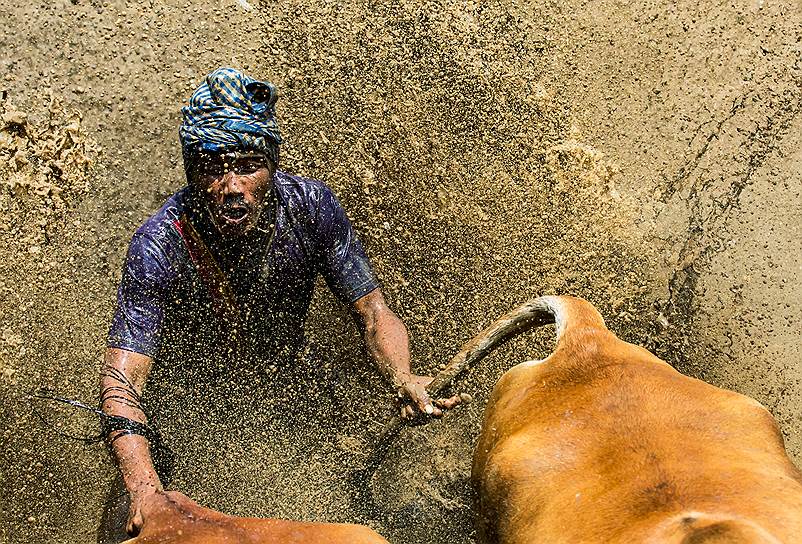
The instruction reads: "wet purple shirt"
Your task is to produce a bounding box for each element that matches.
[107,171,379,365]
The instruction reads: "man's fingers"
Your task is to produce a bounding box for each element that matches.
[397,378,465,420]
[434,394,463,410]
[400,403,416,420]
[126,506,144,537]
[401,403,444,419]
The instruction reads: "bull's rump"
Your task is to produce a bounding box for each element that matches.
[472,337,802,543]
[127,520,387,544]
[123,492,389,544]
[135,524,385,544]
[129,522,385,544]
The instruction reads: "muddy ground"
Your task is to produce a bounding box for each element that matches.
[1,0,800,542]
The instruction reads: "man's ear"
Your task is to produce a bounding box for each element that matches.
[183,149,205,185]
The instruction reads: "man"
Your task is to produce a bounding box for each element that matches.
[100,67,459,538]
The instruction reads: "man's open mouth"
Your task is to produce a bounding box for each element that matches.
[219,206,249,224]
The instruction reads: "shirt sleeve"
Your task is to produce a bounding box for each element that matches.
[315,188,380,303]
[107,233,171,358]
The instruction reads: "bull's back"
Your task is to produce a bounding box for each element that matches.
[473,335,802,543]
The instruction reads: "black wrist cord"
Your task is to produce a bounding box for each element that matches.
[29,387,175,485]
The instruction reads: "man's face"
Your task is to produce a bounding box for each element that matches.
[192,151,274,238]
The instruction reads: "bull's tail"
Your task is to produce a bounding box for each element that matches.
[426,295,607,394]
[350,296,607,518]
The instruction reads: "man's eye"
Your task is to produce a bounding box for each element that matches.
[234,162,263,174]
[200,165,225,177]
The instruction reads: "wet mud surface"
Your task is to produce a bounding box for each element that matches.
[1,0,800,542]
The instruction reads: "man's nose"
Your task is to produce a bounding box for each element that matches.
[220,170,244,195]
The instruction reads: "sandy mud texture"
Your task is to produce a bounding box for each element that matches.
[1,0,800,543]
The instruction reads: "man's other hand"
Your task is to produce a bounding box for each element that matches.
[127,486,163,536]
[397,374,462,421]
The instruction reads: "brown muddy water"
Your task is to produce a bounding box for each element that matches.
[1,1,801,543]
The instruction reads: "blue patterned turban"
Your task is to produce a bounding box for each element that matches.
[180,67,283,174]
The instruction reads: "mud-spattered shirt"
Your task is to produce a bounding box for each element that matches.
[107,171,379,369]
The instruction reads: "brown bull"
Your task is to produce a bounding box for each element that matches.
[471,296,802,543]
[122,491,388,544]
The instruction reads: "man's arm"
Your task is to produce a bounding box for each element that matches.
[312,188,458,418]
[351,288,460,419]
[100,347,162,535]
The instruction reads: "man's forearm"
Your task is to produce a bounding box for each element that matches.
[110,434,162,495]
[364,306,413,388]
[101,348,162,496]
[352,288,443,417]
